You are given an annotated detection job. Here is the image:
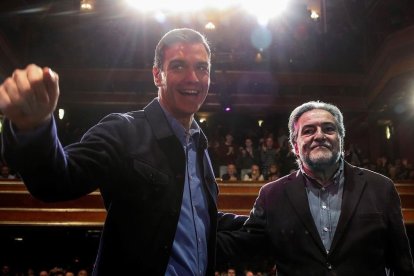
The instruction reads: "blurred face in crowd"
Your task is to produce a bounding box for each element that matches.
[227,164,237,175]
[245,138,253,147]
[251,165,261,177]
[154,42,210,124]
[1,166,10,177]
[293,109,341,173]
[227,269,236,276]
[77,270,88,276]
[265,137,273,149]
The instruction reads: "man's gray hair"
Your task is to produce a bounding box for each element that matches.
[288,101,345,151]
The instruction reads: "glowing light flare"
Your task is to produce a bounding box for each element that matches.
[242,0,289,25]
[80,0,95,11]
[385,125,391,140]
[126,0,223,13]
[310,10,319,20]
[58,109,65,120]
[255,51,263,63]
[250,27,272,50]
[205,22,216,30]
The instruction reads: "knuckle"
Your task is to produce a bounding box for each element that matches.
[4,77,16,88]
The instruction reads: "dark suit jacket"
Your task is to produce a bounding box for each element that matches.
[218,162,414,276]
[2,98,245,275]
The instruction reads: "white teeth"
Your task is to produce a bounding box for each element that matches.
[181,90,198,94]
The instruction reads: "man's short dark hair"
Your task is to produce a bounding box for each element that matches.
[153,28,211,70]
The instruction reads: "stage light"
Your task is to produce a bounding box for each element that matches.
[80,0,95,11]
[386,125,391,140]
[310,10,319,20]
[58,109,65,120]
[205,22,216,30]
[242,0,289,26]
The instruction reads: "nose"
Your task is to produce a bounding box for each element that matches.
[184,67,200,82]
[314,128,326,140]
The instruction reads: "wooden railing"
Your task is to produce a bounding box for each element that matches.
[1,180,414,226]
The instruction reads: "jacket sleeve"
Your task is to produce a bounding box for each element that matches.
[385,180,414,275]
[1,114,128,202]
[216,187,270,264]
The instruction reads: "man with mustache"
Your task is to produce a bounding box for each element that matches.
[218,101,414,275]
[0,28,245,275]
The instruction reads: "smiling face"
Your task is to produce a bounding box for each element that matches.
[293,109,342,173]
[153,42,210,125]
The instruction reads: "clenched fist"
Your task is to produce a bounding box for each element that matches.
[0,64,59,131]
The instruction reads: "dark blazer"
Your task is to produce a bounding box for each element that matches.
[218,162,414,276]
[2,99,245,276]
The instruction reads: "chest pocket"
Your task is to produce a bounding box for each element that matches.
[129,159,170,202]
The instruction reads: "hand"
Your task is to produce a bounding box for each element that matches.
[0,64,59,131]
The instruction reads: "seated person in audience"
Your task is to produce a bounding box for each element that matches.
[236,138,260,179]
[49,267,64,276]
[266,163,280,180]
[217,101,414,275]
[0,165,16,179]
[76,270,88,276]
[243,164,264,181]
[227,267,237,276]
[267,172,279,181]
[222,163,239,181]
[244,270,254,276]
[260,137,278,178]
[1,265,11,276]
[217,133,238,178]
[39,271,49,276]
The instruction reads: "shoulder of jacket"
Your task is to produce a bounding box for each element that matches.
[99,110,146,124]
[349,164,394,186]
[261,170,300,191]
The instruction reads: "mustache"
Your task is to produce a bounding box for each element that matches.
[310,142,331,149]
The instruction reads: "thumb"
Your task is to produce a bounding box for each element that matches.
[43,67,60,105]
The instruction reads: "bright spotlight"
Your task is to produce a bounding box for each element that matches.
[58,108,65,120]
[242,0,289,25]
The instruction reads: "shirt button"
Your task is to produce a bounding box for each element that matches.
[321,187,326,191]
[323,227,329,232]
[326,263,332,270]
[322,205,327,209]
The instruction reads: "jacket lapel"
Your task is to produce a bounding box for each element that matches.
[329,162,366,254]
[285,172,327,254]
[143,98,218,206]
[143,98,185,176]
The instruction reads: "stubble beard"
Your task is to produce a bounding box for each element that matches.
[302,148,341,172]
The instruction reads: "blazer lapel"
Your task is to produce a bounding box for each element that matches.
[329,163,366,254]
[285,172,327,254]
[143,98,185,176]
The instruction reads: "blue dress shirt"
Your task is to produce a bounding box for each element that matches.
[161,105,210,276]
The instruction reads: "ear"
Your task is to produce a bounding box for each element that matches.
[153,67,162,87]
[293,142,299,156]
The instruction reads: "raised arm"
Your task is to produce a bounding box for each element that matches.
[0,64,59,131]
